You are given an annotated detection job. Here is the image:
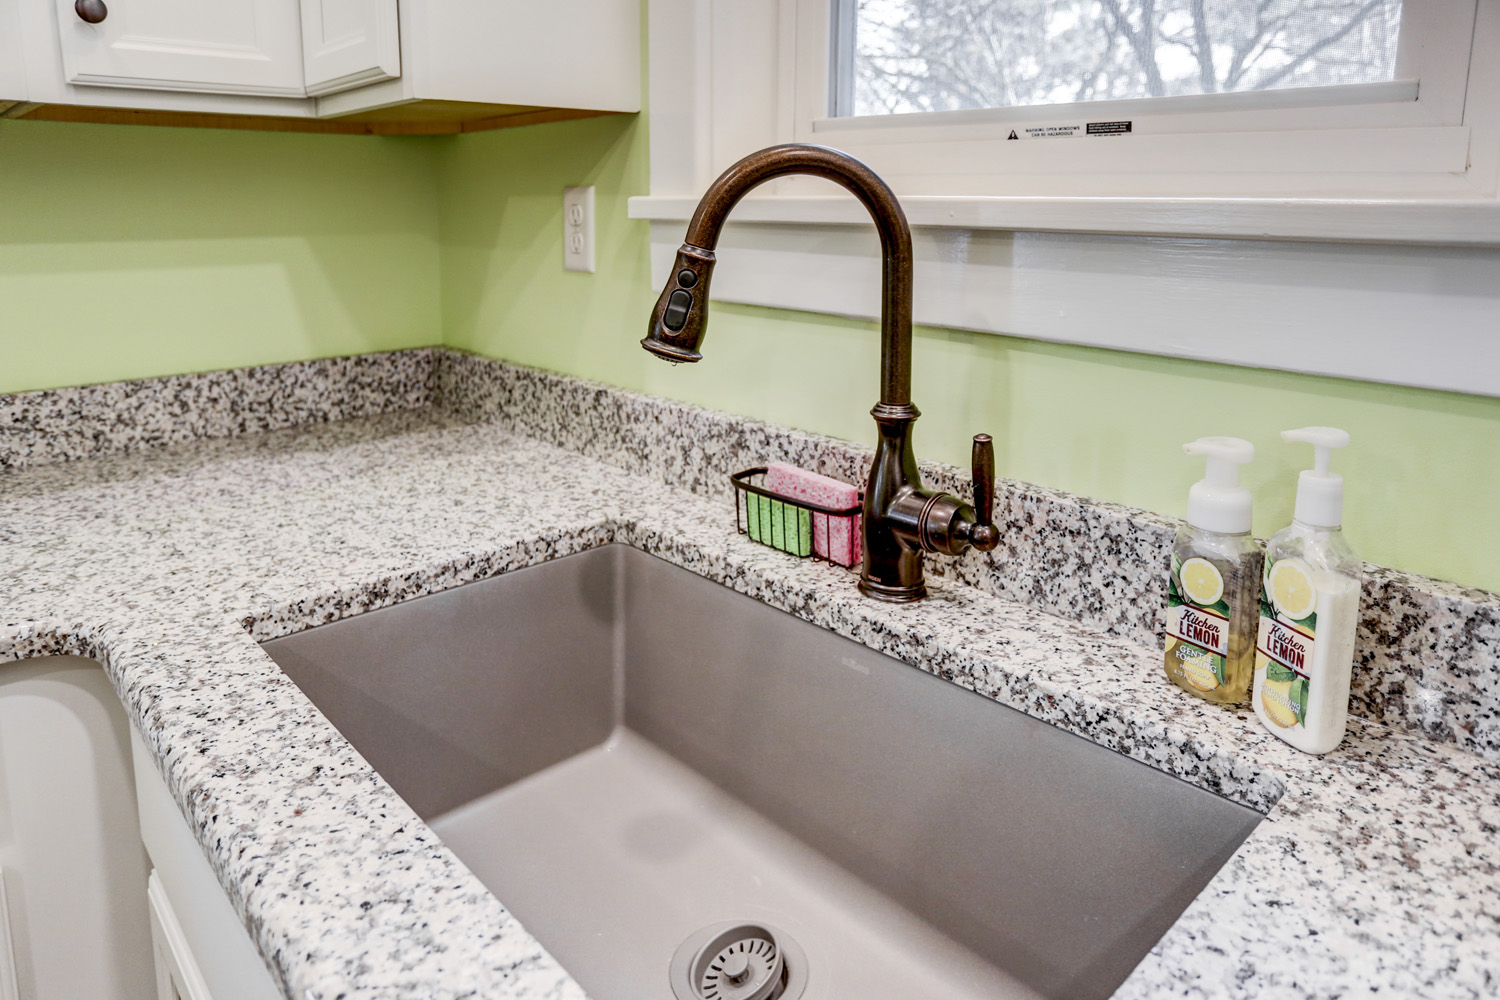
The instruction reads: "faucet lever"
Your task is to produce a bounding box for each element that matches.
[957,432,1001,554]
[972,434,994,528]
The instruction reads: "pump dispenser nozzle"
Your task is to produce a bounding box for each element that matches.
[1283,426,1349,528]
[1183,436,1254,534]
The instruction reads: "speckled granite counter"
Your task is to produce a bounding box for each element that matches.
[2,368,1497,998]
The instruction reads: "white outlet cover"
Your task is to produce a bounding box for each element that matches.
[563,185,595,273]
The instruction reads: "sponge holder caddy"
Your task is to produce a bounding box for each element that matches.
[730,468,863,566]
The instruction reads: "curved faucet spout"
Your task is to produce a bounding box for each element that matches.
[643,143,997,603]
[643,144,913,406]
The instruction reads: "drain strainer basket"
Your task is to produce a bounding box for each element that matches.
[670,921,808,1000]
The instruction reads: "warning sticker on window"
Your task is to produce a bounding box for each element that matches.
[1006,121,1133,140]
[1015,124,1081,139]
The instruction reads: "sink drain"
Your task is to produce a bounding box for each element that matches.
[670,921,808,1000]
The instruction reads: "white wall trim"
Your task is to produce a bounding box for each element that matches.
[630,194,1500,247]
[644,218,1500,399]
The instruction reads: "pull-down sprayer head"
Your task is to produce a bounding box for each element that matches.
[641,143,913,405]
[643,244,717,363]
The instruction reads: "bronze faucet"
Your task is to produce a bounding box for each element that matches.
[642,143,999,602]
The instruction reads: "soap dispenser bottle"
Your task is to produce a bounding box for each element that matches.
[1166,438,1262,705]
[1253,427,1362,754]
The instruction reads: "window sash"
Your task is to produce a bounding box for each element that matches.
[816,79,1422,135]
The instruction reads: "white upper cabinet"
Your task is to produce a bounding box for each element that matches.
[300,0,399,98]
[54,0,307,97]
[315,0,641,119]
[4,0,639,130]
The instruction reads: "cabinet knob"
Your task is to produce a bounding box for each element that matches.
[74,0,107,23]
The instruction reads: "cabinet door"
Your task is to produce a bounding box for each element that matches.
[0,657,156,1000]
[301,0,399,97]
[55,0,305,97]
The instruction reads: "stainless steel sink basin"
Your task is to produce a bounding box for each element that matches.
[261,545,1261,1000]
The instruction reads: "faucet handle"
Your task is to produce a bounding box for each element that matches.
[972,434,994,526]
[967,434,1000,552]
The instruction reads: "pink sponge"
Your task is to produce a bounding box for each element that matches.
[763,463,862,567]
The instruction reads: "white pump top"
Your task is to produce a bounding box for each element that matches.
[1283,426,1349,528]
[1183,436,1254,534]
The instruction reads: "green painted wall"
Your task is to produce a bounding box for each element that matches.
[3,111,1495,593]
[437,113,1500,595]
[0,120,441,393]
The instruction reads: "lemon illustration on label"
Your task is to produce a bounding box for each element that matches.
[1261,678,1300,728]
[1180,557,1224,606]
[1269,558,1317,621]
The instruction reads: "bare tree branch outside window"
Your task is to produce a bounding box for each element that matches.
[846,0,1403,117]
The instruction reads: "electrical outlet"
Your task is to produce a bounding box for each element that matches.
[563,185,595,273]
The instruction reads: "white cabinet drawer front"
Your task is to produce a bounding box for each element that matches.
[301,0,399,97]
[55,0,306,97]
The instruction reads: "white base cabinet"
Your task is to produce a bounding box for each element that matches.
[148,871,215,1000]
[0,656,282,1000]
[131,728,284,1000]
[0,656,157,1000]
[0,869,22,1000]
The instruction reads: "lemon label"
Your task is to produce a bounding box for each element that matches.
[1180,557,1224,605]
[1166,554,1231,690]
[1255,557,1316,729]
[1269,559,1318,622]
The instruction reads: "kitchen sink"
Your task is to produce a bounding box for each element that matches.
[261,545,1261,1000]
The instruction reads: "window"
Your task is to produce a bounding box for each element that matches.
[794,0,1485,198]
[630,0,1500,397]
[639,0,1493,211]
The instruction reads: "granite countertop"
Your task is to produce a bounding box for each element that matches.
[2,364,1497,999]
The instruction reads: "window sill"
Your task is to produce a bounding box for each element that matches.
[627,194,1500,247]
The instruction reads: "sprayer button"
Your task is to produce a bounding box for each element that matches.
[663,289,693,331]
[677,268,698,288]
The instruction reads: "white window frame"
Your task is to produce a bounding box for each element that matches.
[805,0,1482,199]
[629,1,1500,397]
[635,0,1500,240]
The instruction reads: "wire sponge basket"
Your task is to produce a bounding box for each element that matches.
[730,467,862,567]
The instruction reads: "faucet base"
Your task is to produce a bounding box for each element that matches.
[857,578,928,603]
[859,402,927,602]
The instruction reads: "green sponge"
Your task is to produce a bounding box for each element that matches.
[745,493,812,557]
